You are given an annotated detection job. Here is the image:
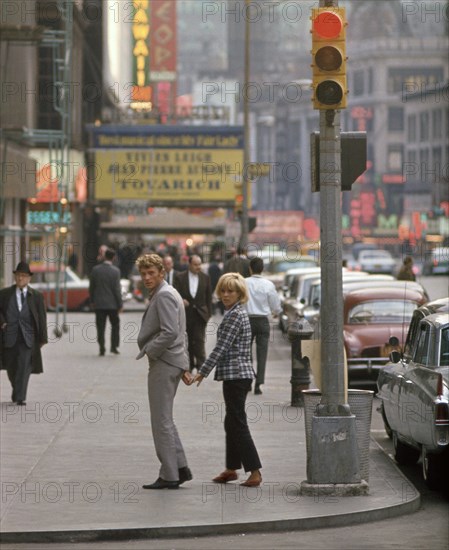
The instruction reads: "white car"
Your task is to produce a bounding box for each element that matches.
[357,249,397,274]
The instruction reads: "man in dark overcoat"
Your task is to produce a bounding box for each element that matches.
[89,248,123,356]
[174,255,212,372]
[0,261,48,405]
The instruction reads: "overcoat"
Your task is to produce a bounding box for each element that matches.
[0,285,48,373]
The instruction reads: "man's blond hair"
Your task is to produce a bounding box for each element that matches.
[135,253,164,272]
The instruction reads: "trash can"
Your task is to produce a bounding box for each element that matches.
[302,389,374,482]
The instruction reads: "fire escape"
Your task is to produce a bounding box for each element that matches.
[0,0,74,332]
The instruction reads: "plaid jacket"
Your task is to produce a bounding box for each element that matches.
[199,302,255,381]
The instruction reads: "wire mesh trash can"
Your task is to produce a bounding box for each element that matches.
[302,389,374,482]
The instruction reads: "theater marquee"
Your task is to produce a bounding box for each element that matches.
[88,125,245,206]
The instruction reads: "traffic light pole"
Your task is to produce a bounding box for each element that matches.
[301,0,366,494]
[240,0,250,248]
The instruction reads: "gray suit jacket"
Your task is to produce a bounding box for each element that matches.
[89,261,123,310]
[136,281,188,371]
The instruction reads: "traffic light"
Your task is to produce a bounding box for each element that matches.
[234,193,244,218]
[311,7,348,110]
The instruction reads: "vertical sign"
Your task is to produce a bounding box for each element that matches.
[131,0,152,108]
[150,0,177,120]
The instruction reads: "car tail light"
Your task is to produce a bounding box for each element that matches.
[435,402,449,426]
[435,374,449,426]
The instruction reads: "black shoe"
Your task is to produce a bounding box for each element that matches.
[16,401,26,406]
[111,349,120,354]
[99,350,105,356]
[255,386,262,395]
[142,477,179,490]
[178,467,193,485]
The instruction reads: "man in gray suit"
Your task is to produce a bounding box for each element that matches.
[89,248,123,356]
[136,254,193,490]
[0,262,48,405]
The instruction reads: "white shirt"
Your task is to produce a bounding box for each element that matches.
[16,286,27,312]
[166,270,175,285]
[188,271,199,298]
[245,275,281,316]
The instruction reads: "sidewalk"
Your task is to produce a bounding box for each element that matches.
[0,312,420,544]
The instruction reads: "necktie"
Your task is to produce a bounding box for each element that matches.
[20,290,25,306]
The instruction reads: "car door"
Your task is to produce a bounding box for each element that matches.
[399,322,434,444]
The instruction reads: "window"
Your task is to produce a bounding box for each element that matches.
[348,300,416,324]
[432,109,442,139]
[420,112,429,141]
[353,70,364,96]
[413,324,431,365]
[440,327,449,367]
[387,145,404,171]
[408,115,416,142]
[388,107,404,131]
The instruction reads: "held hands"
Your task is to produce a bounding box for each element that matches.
[181,371,204,387]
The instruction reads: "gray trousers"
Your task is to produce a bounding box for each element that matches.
[147,363,188,481]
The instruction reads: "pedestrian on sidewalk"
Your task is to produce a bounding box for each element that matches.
[136,253,193,490]
[89,248,123,356]
[0,262,48,405]
[192,273,262,487]
[174,255,212,372]
[245,257,282,395]
[397,256,416,281]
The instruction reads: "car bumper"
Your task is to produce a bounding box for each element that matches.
[347,357,388,387]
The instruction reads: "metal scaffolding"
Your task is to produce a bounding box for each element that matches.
[0,0,74,333]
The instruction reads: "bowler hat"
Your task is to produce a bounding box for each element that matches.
[13,261,33,276]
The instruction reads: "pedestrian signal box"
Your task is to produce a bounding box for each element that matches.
[311,7,348,110]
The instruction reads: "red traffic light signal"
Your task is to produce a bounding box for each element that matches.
[311,7,348,110]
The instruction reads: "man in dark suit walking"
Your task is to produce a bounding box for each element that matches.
[162,255,179,286]
[0,262,48,405]
[174,255,212,372]
[89,248,123,356]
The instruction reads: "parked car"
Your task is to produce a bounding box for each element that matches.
[303,274,395,325]
[356,249,397,274]
[280,269,321,332]
[31,265,131,311]
[422,247,449,275]
[264,255,318,289]
[377,298,449,489]
[341,282,428,388]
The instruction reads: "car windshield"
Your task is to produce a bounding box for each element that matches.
[348,300,417,324]
[441,327,449,366]
[271,260,316,273]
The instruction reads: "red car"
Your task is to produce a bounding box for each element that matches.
[343,282,428,388]
[30,265,131,311]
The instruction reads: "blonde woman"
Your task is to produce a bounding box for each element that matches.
[193,273,262,487]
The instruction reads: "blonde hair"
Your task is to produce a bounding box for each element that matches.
[215,272,249,304]
[135,253,164,272]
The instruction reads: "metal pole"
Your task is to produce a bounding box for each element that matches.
[317,108,348,416]
[302,0,363,490]
[240,0,250,247]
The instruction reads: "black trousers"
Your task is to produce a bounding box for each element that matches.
[223,379,262,472]
[186,314,207,370]
[4,331,33,402]
[95,309,120,353]
[249,316,270,386]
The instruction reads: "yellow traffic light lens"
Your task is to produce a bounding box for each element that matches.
[315,46,343,72]
[313,11,343,39]
[316,81,343,105]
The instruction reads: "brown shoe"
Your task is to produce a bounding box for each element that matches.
[212,471,238,483]
[240,473,262,487]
